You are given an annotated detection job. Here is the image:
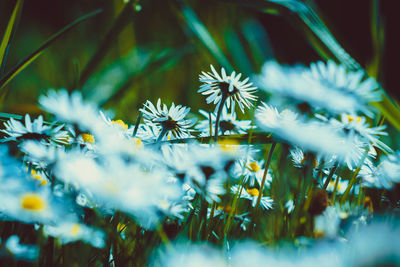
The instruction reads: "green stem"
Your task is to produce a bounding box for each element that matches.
[323,165,337,189]
[214,94,228,143]
[156,127,168,143]
[255,142,277,211]
[132,112,142,137]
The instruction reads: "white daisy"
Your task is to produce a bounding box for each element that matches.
[1,114,69,144]
[196,107,253,136]
[99,111,132,138]
[231,185,273,210]
[199,65,257,113]
[4,235,39,261]
[39,89,103,133]
[254,60,380,116]
[318,113,391,154]
[44,222,106,248]
[140,99,196,141]
[308,60,380,105]
[359,152,400,189]
[231,158,272,187]
[256,102,362,165]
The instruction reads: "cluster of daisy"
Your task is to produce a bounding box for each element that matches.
[0,61,399,265]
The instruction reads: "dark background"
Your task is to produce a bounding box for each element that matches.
[0,0,398,119]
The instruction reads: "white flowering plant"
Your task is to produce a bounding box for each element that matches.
[1,0,400,266]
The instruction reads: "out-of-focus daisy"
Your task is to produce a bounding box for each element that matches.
[44,222,106,248]
[343,221,400,267]
[140,99,196,141]
[307,61,380,112]
[254,60,380,116]
[232,158,272,187]
[1,114,70,145]
[100,111,132,138]
[4,235,39,261]
[29,169,49,186]
[359,152,400,189]
[199,65,257,113]
[256,103,362,165]
[153,243,227,267]
[231,185,273,210]
[314,205,342,238]
[196,107,253,136]
[317,113,391,154]
[39,89,103,133]
[55,151,181,228]
[0,180,76,224]
[321,174,349,195]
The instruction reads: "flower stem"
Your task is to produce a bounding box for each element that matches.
[156,127,168,143]
[323,165,337,189]
[214,94,228,142]
[255,142,277,211]
[132,112,142,137]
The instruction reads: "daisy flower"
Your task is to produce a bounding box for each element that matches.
[199,65,258,114]
[254,60,380,116]
[196,107,253,136]
[308,60,381,105]
[0,179,76,224]
[4,235,39,261]
[1,114,69,145]
[231,158,272,187]
[39,89,103,133]
[44,222,106,248]
[140,99,196,141]
[256,103,363,166]
[99,111,132,138]
[231,185,273,210]
[317,113,391,154]
[359,152,400,189]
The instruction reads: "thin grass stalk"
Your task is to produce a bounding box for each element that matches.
[255,142,277,211]
[340,162,364,205]
[132,112,142,137]
[214,94,227,142]
[323,165,337,189]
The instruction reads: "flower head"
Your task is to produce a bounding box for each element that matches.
[1,114,69,145]
[196,107,253,136]
[140,99,196,140]
[199,65,257,113]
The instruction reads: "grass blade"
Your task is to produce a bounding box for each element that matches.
[174,0,233,71]
[79,4,134,88]
[0,0,24,74]
[0,9,102,91]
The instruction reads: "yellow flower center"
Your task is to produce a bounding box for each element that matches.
[300,157,318,168]
[21,193,46,211]
[347,115,362,123]
[216,205,232,213]
[248,162,261,172]
[71,224,80,236]
[117,223,127,232]
[218,139,239,153]
[132,137,142,147]
[81,133,95,144]
[246,188,260,197]
[112,119,128,130]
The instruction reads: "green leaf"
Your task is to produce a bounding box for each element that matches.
[0,9,102,92]
[0,0,24,74]
[79,4,135,88]
[83,45,192,106]
[0,111,23,120]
